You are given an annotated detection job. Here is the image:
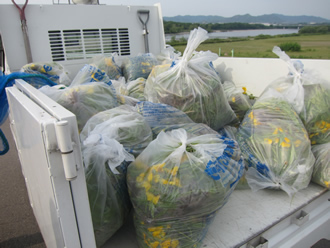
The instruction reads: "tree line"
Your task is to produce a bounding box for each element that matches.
[298,25,330,34]
[163,21,330,34]
[164,21,290,34]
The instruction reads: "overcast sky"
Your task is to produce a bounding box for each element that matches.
[2,0,330,20]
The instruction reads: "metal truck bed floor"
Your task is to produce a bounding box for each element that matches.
[105,183,330,248]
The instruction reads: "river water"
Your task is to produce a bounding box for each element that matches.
[165,29,299,41]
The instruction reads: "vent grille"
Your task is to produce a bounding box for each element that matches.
[48,28,130,61]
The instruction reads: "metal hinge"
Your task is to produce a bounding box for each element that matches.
[55,120,78,181]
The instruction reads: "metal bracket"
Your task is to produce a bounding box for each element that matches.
[292,210,309,226]
[247,236,269,248]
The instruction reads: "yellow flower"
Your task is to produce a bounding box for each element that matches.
[284,137,290,143]
[248,111,254,119]
[294,140,302,147]
[147,171,153,182]
[324,181,330,188]
[253,118,261,126]
[143,233,148,244]
[315,121,330,133]
[142,181,151,191]
[150,241,160,248]
[148,226,162,232]
[152,163,165,172]
[309,133,318,139]
[281,141,291,148]
[162,179,169,185]
[242,87,247,95]
[152,230,162,238]
[161,239,171,248]
[168,180,176,186]
[146,192,160,205]
[171,166,179,176]
[148,226,165,240]
[274,137,279,144]
[137,173,145,183]
[40,66,46,73]
[273,127,283,135]
[232,97,236,103]
[264,138,272,145]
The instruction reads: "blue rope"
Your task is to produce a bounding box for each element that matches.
[0,72,56,156]
[0,129,9,155]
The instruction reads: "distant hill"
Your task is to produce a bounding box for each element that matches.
[163,14,330,24]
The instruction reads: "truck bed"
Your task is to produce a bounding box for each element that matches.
[1,116,329,248]
[106,183,329,248]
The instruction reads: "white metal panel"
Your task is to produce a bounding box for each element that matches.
[0,4,166,75]
[202,184,329,248]
[213,57,330,96]
[101,183,329,248]
[263,190,330,248]
[6,80,96,248]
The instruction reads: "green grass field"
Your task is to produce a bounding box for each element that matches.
[172,34,330,59]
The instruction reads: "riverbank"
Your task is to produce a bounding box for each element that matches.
[171,33,330,59]
[165,28,299,41]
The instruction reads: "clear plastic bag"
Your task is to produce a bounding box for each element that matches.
[222,81,252,122]
[89,54,123,80]
[40,82,118,131]
[301,82,330,145]
[144,27,238,131]
[264,46,306,114]
[311,143,330,188]
[122,53,159,81]
[70,64,112,87]
[125,78,147,101]
[127,128,244,248]
[263,46,330,145]
[218,125,238,140]
[111,77,146,103]
[21,62,71,85]
[237,88,315,197]
[156,45,181,65]
[82,135,134,247]
[136,101,218,138]
[80,105,153,157]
